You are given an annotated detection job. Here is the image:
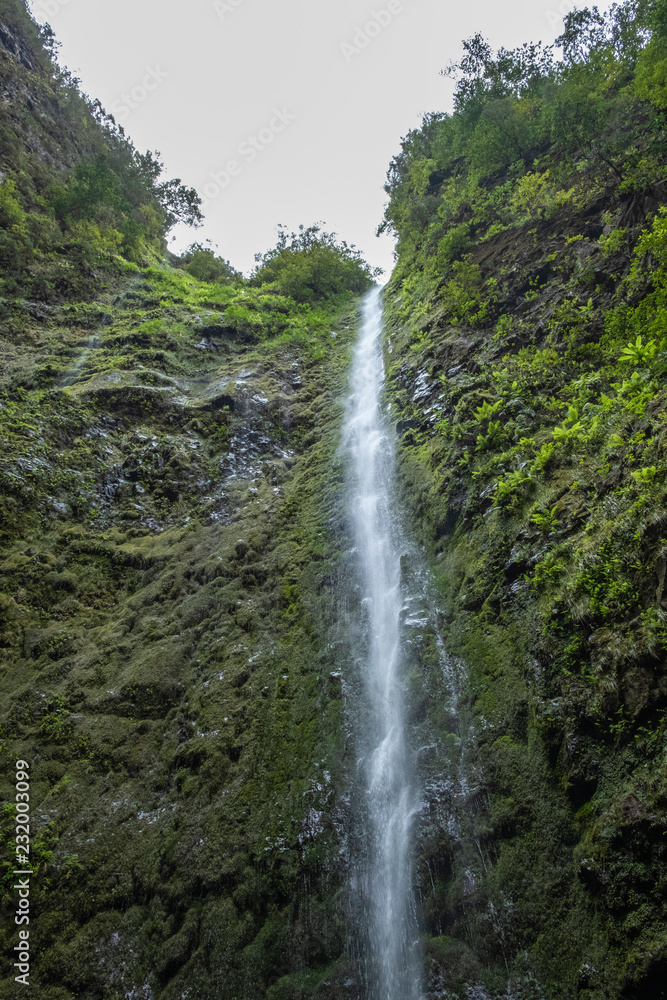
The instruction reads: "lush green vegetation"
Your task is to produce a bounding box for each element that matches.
[0,7,376,312]
[0,10,203,302]
[380,1,667,996]
[0,4,377,998]
[381,0,662,276]
[179,242,241,284]
[0,255,360,997]
[4,0,667,995]
[250,223,381,303]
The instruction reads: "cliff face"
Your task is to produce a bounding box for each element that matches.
[0,5,365,997]
[0,269,360,1000]
[3,1,667,999]
[380,5,667,996]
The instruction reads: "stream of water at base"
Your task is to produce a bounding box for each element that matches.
[343,286,423,1000]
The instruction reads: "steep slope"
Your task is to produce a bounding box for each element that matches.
[0,262,362,999]
[0,5,372,998]
[381,3,667,997]
[6,0,667,998]
[0,0,201,307]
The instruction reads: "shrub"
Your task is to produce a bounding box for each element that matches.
[181,243,239,283]
[250,224,381,303]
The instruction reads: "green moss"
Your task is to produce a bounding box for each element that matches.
[378,13,667,991]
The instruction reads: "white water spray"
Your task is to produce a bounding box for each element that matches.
[343,287,422,1000]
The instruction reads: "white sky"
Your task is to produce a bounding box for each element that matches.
[29,0,617,276]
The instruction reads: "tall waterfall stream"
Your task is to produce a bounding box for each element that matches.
[342,287,423,1000]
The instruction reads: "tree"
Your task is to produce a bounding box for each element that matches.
[442,33,557,120]
[250,224,381,303]
[154,176,203,229]
[556,2,652,67]
[180,243,239,283]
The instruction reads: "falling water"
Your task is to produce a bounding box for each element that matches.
[343,286,422,1000]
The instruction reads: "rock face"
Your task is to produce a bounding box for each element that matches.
[382,248,667,994]
[376,31,667,995]
[0,262,364,997]
[0,20,34,69]
[0,7,371,996]
[3,2,667,999]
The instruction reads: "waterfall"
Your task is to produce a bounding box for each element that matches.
[343,286,422,1000]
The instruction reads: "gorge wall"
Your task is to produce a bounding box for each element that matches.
[0,5,364,994]
[379,7,667,996]
[1,1,667,999]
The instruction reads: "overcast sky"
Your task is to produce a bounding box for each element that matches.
[29,0,616,276]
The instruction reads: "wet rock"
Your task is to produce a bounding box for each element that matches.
[504,546,527,582]
[621,667,652,718]
[0,21,35,68]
